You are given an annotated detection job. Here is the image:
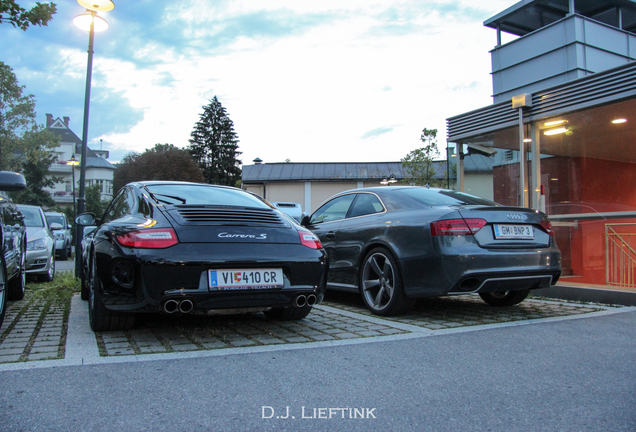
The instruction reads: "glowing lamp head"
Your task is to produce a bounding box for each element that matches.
[73,10,109,32]
[77,0,115,12]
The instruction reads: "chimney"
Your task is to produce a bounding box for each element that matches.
[63,116,70,127]
[46,114,53,127]
[253,157,263,164]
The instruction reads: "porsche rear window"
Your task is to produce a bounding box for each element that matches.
[145,184,270,208]
[395,188,498,206]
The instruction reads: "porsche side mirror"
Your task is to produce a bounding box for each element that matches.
[75,212,97,226]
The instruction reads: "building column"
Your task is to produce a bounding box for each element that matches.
[458,145,465,192]
[530,123,543,211]
[304,181,312,214]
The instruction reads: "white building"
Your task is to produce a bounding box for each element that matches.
[45,114,115,207]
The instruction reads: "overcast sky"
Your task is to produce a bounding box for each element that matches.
[2,0,518,165]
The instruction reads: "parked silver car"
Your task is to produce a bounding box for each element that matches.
[17,205,56,282]
[45,211,73,260]
[270,202,303,222]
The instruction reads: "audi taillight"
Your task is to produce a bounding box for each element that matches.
[539,220,554,236]
[430,219,487,236]
[115,228,179,248]
[299,230,322,249]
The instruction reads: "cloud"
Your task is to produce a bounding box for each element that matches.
[361,126,398,139]
[1,0,512,165]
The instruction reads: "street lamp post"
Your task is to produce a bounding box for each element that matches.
[67,154,80,218]
[73,0,114,278]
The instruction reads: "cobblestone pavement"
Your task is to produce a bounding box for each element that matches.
[96,307,408,356]
[322,291,604,329]
[0,289,609,363]
[0,293,68,364]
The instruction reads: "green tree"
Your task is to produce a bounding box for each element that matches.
[0,0,56,30]
[0,61,36,171]
[1,62,58,206]
[401,128,445,187]
[10,127,59,207]
[85,183,109,218]
[188,96,242,186]
[114,143,205,194]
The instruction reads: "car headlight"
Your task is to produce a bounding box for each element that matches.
[27,238,47,251]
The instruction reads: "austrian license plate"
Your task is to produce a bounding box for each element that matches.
[493,224,534,239]
[208,268,284,290]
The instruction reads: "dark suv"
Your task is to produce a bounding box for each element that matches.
[0,171,27,329]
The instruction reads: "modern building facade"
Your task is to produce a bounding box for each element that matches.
[45,114,116,209]
[447,0,636,290]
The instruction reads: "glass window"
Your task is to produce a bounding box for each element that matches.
[310,194,355,224]
[46,215,65,226]
[144,184,269,208]
[103,188,134,222]
[19,206,45,227]
[348,193,384,218]
[395,188,498,206]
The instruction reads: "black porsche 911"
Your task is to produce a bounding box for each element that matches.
[76,181,328,331]
[301,186,562,316]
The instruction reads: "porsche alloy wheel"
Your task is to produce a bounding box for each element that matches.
[360,247,414,316]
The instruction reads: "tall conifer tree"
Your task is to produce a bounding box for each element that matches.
[188,96,242,186]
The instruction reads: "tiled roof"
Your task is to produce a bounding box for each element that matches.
[85,157,116,170]
[242,161,449,182]
[47,118,98,158]
[461,154,493,173]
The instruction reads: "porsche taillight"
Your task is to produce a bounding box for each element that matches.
[430,219,487,236]
[115,228,179,248]
[299,230,322,249]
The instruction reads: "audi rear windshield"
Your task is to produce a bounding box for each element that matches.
[145,184,270,208]
[394,188,499,207]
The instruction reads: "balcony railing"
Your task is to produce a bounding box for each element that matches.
[49,163,74,173]
[606,223,636,288]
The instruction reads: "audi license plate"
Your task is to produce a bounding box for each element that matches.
[208,268,284,290]
[493,224,534,239]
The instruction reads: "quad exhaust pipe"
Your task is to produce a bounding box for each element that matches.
[163,299,194,314]
[294,294,317,307]
[164,295,316,313]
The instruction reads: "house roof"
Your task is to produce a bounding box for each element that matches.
[47,117,98,158]
[85,156,116,170]
[242,161,450,183]
[461,154,494,173]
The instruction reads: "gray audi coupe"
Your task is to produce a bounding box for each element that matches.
[301,186,561,316]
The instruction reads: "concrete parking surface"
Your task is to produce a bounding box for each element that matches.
[1,272,634,432]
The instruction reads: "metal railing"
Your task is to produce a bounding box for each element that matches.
[606,223,636,287]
